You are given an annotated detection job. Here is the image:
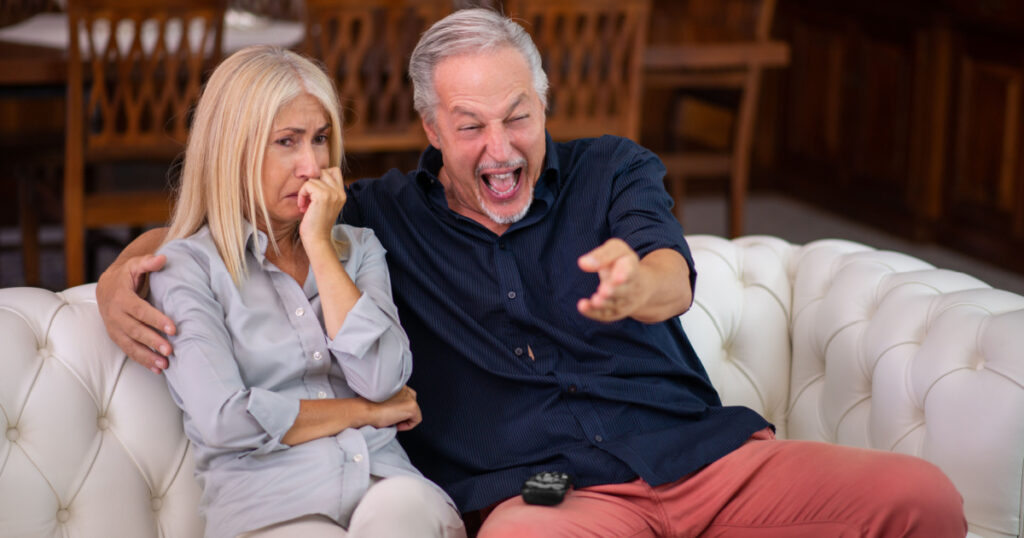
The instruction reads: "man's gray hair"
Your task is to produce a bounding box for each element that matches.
[410,8,549,125]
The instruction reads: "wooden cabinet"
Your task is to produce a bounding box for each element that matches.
[941,25,1024,264]
[770,1,1024,272]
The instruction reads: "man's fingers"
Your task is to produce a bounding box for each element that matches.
[125,319,172,357]
[133,254,167,276]
[117,335,169,373]
[127,297,176,339]
[578,298,618,321]
[578,238,631,272]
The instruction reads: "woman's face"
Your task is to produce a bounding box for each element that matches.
[259,93,331,232]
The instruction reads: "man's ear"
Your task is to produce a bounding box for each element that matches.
[422,119,440,149]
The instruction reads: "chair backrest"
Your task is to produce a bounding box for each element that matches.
[505,0,651,142]
[649,0,776,45]
[65,0,226,162]
[301,0,450,154]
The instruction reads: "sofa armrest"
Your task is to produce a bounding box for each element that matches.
[685,235,1024,538]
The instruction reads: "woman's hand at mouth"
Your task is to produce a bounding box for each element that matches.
[298,167,346,247]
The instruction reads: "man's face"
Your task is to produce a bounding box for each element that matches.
[422,47,547,235]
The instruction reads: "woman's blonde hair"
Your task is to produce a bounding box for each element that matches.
[166,45,344,285]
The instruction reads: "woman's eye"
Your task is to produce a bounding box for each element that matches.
[275,137,294,147]
[313,134,329,144]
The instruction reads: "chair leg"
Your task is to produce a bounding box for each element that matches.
[18,174,41,287]
[666,89,688,225]
[64,170,86,287]
[667,173,686,225]
[729,69,764,238]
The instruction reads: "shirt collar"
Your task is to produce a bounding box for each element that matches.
[242,220,270,264]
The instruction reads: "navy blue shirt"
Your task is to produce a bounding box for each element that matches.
[343,133,769,512]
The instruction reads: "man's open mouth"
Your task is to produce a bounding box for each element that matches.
[482,167,522,199]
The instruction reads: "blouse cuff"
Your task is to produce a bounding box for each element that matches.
[326,293,393,358]
[246,387,300,451]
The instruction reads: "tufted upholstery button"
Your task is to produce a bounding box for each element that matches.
[6,427,18,441]
[57,509,70,523]
[151,497,163,511]
[97,416,109,430]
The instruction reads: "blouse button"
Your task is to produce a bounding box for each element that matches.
[317,391,327,399]
[295,307,305,317]
[313,351,323,361]
[353,453,364,463]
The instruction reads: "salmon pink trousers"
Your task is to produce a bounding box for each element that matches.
[477,429,967,538]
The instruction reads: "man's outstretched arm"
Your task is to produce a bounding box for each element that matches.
[577,238,692,324]
[96,227,173,373]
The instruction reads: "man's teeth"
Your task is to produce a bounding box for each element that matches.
[485,172,518,195]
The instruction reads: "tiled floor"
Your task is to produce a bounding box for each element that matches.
[3,192,1024,296]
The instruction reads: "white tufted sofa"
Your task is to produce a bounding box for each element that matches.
[1,235,1021,538]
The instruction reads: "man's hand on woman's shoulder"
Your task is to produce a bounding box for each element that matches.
[97,252,177,374]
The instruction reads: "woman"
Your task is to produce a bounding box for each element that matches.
[148,45,465,538]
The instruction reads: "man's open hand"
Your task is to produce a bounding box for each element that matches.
[97,254,176,373]
[576,238,652,322]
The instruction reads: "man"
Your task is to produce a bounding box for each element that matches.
[98,8,966,537]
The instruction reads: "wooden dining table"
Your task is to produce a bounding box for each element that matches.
[0,11,305,87]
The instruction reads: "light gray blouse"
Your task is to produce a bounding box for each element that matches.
[149,223,447,538]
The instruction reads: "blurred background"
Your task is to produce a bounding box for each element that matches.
[2,0,1023,295]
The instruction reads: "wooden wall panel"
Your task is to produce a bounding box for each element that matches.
[770,1,1024,271]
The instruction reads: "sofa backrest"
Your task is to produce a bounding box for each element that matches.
[685,235,1024,538]
[0,285,204,538]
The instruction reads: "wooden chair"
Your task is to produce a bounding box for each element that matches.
[505,0,651,142]
[2,0,63,287]
[644,0,789,237]
[64,0,226,286]
[300,0,450,156]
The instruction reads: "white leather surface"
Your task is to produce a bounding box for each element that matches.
[1,235,1021,537]
[685,235,1024,538]
[0,285,203,537]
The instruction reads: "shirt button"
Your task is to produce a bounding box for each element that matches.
[507,291,517,299]
[594,435,604,443]
[353,453,364,462]
[567,385,577,393]
[497,240,506,250]
[514,347,524,356]
[317,391,327,399]
[295,307,304,317]
[313,351,323,361]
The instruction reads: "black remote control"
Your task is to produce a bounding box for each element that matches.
[521,471,572,506]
